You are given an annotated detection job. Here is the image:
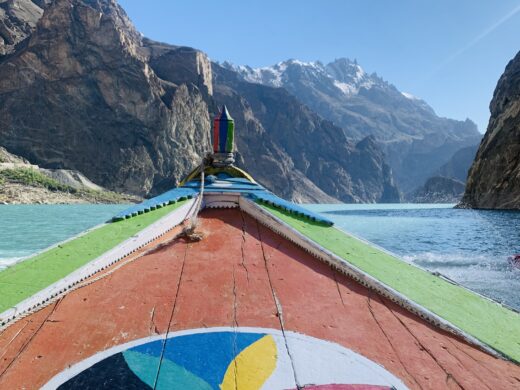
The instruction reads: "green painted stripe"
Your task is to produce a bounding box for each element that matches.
[0,201,187,313]
[261,203,520,362]
[226,121,234,152]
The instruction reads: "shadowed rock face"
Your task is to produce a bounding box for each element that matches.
[0,0,400,202]
[461,51,520,209]
[410,176,465,204]
[0,0,45,55]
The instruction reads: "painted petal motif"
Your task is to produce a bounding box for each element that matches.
[51,329,407,390]
[221,335,277,389]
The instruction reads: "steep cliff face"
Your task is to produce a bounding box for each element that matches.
[461,51,520,209]
[0,0,45,55]
[0,0,211,196]
[0,0,401,203]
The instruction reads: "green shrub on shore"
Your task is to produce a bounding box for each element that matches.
[0,168,138,203]
[0,168,75,192]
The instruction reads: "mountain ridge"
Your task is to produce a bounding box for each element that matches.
[223,58,482,191]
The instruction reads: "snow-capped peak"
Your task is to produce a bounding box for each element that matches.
[229,63,285,87]
[401,92,419,100]
[333,80,357,95]
[222,57,385,97]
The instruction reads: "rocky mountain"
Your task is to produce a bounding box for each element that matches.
[0,0,213,197]
[0,0,400,203]
[224,59,482,191]
[461,51,520,209]
[212,64,401,203]
[434,144,479,183]
[409,176,465,203]
[0,0,47,55]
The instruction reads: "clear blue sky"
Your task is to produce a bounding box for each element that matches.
[119,0,520,133]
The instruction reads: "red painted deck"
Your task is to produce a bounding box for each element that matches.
[0,208,519,389]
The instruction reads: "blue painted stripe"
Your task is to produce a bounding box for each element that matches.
[218,120,228,152]
[181,181,264,193]
[113,172,332,226]
[113,188,199,221]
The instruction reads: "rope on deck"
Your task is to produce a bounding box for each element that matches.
[179,158,206,242]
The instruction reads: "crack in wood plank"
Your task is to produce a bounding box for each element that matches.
[332,270,347,307]
[239,210,250,284]
[152,241,188,390]
[0,322,29,363]
[256,221,301,389]
[378,297,468,390]
[366,293,423,390]
[0,299,61,379]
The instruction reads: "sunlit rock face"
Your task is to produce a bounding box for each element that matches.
[0,0,211,196]
[461,51,520,210]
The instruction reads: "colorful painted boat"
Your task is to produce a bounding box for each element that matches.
[1,107,520,389]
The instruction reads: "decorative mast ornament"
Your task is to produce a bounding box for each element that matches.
[180,105,256,186]
[211,105,235,167]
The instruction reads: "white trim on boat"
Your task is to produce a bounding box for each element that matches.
[202,192,241,208]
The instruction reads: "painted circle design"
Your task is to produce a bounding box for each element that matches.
[45,327,407,389]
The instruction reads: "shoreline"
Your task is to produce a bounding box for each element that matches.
[0,182,140,205]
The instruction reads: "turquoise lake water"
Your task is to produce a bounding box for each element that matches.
[0,203,519,310]
[307,204,520,310]
[0,204,127,269]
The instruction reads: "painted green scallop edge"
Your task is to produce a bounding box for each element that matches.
[260,203,520,362]
[0,201,188,313]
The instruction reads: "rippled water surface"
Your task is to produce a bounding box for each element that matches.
[1,203,519,310]
[0,204,127,269]
[307,203,520,310]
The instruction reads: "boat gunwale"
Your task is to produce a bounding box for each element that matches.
[238,197,511,362]
[321,209,520,315]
